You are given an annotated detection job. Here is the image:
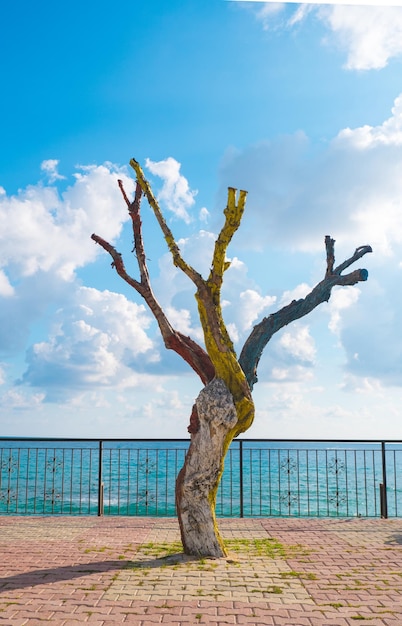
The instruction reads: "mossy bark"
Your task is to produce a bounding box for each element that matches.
[176,378,242,558]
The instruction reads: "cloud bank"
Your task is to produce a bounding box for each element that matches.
[249,3,402,70]
[219,94,402,256]
[0,163,134,282]
[219,93,402,388]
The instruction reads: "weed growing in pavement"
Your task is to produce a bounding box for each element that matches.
[266,585,283,594]
[140,541,182,557]
[279,570,317,580]
[225,537,307,558]
[84,545,112,554]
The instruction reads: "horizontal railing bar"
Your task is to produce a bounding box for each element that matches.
[1,437,402,444]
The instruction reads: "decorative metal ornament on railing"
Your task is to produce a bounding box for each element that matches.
[46,455,63,474]
[44,488,62,506]
[0,488,17,505]
[328,457,346,476]
[280,455,298,475]
[328,490,347,508]
[1,456,18,475]
[139,457,156,474]
[280,489,299,509]
[138,488,156,507]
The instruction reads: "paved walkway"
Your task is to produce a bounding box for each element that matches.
[0,516,402,625]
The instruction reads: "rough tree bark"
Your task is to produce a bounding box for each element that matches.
[92,158,372,558]
[175,378,238,556]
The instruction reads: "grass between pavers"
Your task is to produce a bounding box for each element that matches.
[136,537,308,561]
[76,537,315,600]
[116,537,313,600]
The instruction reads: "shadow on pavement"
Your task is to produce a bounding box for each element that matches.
[0,560,125,591]
[0,553,198,592]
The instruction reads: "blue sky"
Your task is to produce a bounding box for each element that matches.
[2,1,402,439]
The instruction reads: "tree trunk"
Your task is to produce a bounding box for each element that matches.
[175,378,238,558]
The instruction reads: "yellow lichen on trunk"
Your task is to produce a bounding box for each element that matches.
[133,156,253,433]
[196,295,254,437]
[194,186,254,439]
[208,188,247,295]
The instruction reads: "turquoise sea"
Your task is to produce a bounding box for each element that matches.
[0,439,402,518]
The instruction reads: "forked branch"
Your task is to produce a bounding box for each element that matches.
[130,158,247,378]
[208,187,247,296]
[129,158,204,290]
[92,179,214,385]
[239,236,372,388]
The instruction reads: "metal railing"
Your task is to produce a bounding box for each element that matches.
[0,438,401,518]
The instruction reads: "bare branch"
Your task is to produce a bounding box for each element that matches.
[209,187,247,292]
[325,235,335,276]
[129,158,204,289]
[129,160,247,388]
[92,177,215,386]
[192,187,248,366]
[239,236,372,388]
[91,234,142,293]
[118,179,132,208]
[334,244,373,275]
[125,180,152,289]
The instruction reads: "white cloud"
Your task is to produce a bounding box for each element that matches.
[270,364,314,383]
[0,272,74,355]
[279,283,312,307]
[199,207,210,222]
[318,5,402,70]
[247,2,402,71]
[40,159,66,182]
[254,322,317,384]
[0,269,14,297]
[328,286,360,334]
[152,230,216,315]
[19,286,157,393]
[249,376,401,440]
[239,289,276,331]
[0,162,134,281]
[336,269,402,386]
[255,2,286,29]
[165,305,204,343]
[219,96,402,389]
[1,388,46,410]
[219,95,402,257]
[336,95,402,148]
[339,374,383,394]
[278,324,316,365]
[145,157,196,223]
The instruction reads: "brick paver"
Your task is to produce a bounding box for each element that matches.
[0,516,401,625]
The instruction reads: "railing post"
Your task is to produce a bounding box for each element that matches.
[239,440,244,518]
[380,441,388,519]
[98,440,104,516]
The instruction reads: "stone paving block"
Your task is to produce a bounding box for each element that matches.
[235,613,274,626]
[60,621,102,626]
[181,606,218,616]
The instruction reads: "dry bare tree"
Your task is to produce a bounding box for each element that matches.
[92,158,372,557]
